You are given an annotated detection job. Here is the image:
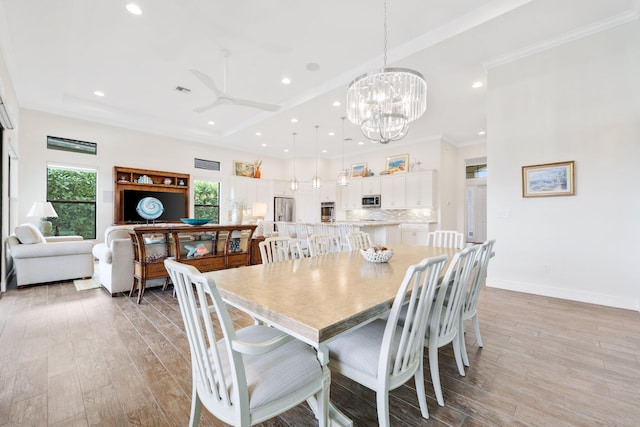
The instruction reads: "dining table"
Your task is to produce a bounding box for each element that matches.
[203,244,459,426]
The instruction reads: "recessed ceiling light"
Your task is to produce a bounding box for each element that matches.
[281,77,291,85]
[358,141,364,145]
[332,101,341,107]
[472,81,483,88]
[478,130,486,135]
[321,149,327,153]
[94,91,105,97]
[290,118,298,123]
[255,132,262,136]
[306,63,320,71]
[328,132,335,136]
[284,149,289,152]
[261,143,267,147]
[207,121,215,126]
[126,3,142,15]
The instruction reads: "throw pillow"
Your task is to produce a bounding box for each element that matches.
[14,223,46,244]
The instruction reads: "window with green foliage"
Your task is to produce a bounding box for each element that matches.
[193,180,219,223]
[47,166,97,239]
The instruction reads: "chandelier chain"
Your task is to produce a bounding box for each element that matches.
[383,0,387,68]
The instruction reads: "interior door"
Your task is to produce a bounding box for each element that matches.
[465,184,487,243]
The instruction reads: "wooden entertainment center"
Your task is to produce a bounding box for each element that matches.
[113,166,190,225]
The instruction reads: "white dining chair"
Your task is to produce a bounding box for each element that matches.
[339,224,354,251]
[164,259,330,427]
[459,239,495,366]
[326,255,448,427]
[275,221,290,237]
[345,230,373,251]
[426,230,465,249]
[295,223,311,256]
[307,233,341,257]
[423,245,480,406]
[259,236,304,264]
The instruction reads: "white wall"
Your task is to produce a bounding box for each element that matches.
[487,21,640,310]
[17,109,288,241]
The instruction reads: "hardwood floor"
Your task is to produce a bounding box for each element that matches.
[1,281,638,426]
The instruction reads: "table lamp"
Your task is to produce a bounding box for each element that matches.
[252,202,268,236]
[27,201,58,236]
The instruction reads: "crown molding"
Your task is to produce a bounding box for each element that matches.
[483,10,639,70]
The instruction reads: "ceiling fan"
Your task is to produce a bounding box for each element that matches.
[191,49,280,113]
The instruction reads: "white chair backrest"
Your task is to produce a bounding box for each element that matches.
[346,231,373,251]
[461,239,495,318]
[164,259,241,414]
[261,220,275,236]
[313,223,328,235]
[275,221,290,237]
[427,230,465,249]
[259,236,303,264]
[431,245,480,342]
[307,233,341,257]
[384,255,448,381]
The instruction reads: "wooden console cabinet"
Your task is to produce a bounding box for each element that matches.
[128,224,256,303]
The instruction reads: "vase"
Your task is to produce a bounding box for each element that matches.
[254,167,261,179]
[231,206,243,225]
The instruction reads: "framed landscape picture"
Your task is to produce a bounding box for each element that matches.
[386,154,409,174]
[234,160,255,178]
[522,161,575,197]
[351,162,368,178]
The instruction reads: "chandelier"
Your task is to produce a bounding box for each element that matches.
[289,132,299,191]
[346,0,427,144]
[337,117,349,186]
[312,125,322,189]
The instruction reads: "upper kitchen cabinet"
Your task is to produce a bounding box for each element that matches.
[361,176,380,195]
[344,179,363,210]
[231,176,268,205]
[319,179,337,202]
[405,171,437,208]
[380,174,406,209]
[272,179,295,197]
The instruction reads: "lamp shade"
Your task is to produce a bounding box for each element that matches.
[252,202,267,218]
[27,202,58,218]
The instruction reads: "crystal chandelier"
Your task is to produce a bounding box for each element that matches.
[346,0,427,144]
[312,125,322,189]
[337,117,349,186]
[289,132,299,191]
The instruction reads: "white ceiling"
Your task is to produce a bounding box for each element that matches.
[0,0,637,159]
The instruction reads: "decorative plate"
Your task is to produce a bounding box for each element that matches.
[136,197,164,220]
[180,218,212,226]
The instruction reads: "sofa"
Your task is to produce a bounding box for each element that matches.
[8,223,94,287]
[92,224,166,296]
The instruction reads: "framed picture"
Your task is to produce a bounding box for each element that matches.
[351,162,368,178]
[522,161,575,197]
[234,160,255,178]
[386,154,409,174]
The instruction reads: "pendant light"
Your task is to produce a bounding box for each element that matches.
[312,125,322,189]
[346,0,427,144]
[337,117,350,186]
[289,132,299,191]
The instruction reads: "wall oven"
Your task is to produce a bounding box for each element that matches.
[320,202,335,222]
[362,194,381,209]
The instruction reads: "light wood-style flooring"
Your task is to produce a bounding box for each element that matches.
[1,281,639,426]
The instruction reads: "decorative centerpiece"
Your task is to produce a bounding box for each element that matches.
[360,245,394,263]
[180,218,212,226]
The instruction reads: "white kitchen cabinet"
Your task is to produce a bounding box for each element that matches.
[320,179,337,202]
[345,179,363,210]
[231,176,268,206]
[380,174,406,209]
[272,179,294,197]
[400,223,430,246]
[405,171,437,208]
[361,176,380,195]
[296,181,320,223]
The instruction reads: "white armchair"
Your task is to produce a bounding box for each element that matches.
[8,223,94,288]
[92,225,135,295]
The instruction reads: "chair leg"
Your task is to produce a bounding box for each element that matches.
[452,334,466,377]
[376,389,390,427]
[460,320,470,367]
[189,385,203,427]
[428,344,444,407]
[472,314,484,348]
[414,364,430,419]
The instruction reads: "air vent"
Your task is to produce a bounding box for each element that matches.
[194,158,220,171]
[175,86,191,93]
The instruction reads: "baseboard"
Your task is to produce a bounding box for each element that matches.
[487,278,639,312]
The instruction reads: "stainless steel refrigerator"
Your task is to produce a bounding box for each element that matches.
[274,197,295,222]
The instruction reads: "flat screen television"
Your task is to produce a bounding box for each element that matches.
[122,190,186,223]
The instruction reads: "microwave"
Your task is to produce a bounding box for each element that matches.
[362,194,381,208]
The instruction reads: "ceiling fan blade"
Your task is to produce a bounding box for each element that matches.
[190,69,224,97]
[193,98,226,113]
[232,97,280,112]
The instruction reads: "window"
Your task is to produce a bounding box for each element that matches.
[47,165,97,239]
[466,164,487,179]
[193,180,220,223]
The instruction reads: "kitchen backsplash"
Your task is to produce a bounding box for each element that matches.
[346,208,438,223]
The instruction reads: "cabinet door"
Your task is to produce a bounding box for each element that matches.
[401,229,429,245]
[406,171,436,208]
[361,176,380,195]
[320,179,337,202]
[381,175,406,209]
[346,179,363,210]
[272,179,293,197]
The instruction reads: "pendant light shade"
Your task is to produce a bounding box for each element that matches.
[312,125,321,189]
[337,117,349,187]
[346,0,426,144]
[289,132,299,191]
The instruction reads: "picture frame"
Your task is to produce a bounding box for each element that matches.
[234,160,255,178]
[386,154,409,174]
[351,162,368,178]
[522,161,575,197]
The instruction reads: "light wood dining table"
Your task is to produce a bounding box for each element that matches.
[203,244,458,426]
